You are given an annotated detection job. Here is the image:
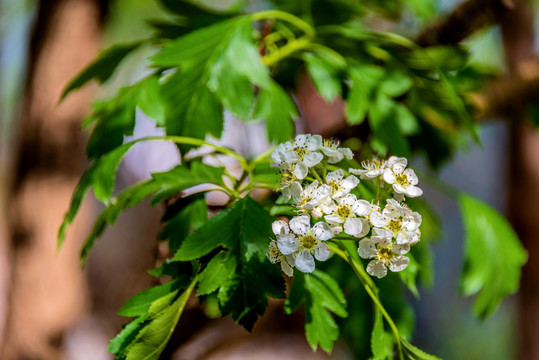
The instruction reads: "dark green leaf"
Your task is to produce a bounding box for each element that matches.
[174,197,286,330]
[197,251,238,296]
[401,337,441,360]
[253,80,297,143]
[371,309,394,360]
[459,195,527,319]
[61,42,142,100]
[302,270,348,353]
[283,272,305,314]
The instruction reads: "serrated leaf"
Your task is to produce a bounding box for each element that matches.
[108,316,146,356]
[253,80,297,143]
[150,162,224,205]
[137,76,165,126]
[118,279,186,317]
[371,309,394,360]
[197,251,238,296]
[122,276,198,360]
[174,197,286,330]
[284,272,306,314]
[61,41,142,100]
[159,193,208,253]
[303,52,342,102]
[369,94,410,157]
[458,195,527,319]
[401,337,441,360]
[303,270,348,353]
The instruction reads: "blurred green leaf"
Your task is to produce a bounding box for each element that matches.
[459,194,527,319]
[379,71,413,98]
[174,197,286,330]
[371,309,393,360]
[303,52,343,102]
[369,94,410,157]
[401,337,441,360]
[137,76,165,126]
[253,80,297,143]
[61,41,143,100]
[118,278,186,317]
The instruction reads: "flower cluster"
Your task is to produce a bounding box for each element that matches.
[268,134,424,278]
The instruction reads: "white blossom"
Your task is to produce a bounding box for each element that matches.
[382,156,423,198]
[272,134,323,180]
[349,159,386,179]
[273,216,333,273]
[268,240,295,277]
[321,139,353,164]
[324,194,371,238]
[325,169,360,199]
[357,229,410,278]
[293,180,332,212]
[369,199,422,245]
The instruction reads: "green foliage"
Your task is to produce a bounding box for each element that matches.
[285,271,348,353]
[61,41,143,100]
[401,337,441,360]
[371,309,394,360]
[174,196,286,330]
[459,195,528,319]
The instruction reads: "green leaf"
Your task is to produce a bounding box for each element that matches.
[399,253,420,299]
[108,316,146,356]
[150,162,225,205]
[160,193,208,253]
[197,251,238,296]
[379,71,413,98]
[122,276,198,360]
[58,142,137,249]
[371,309,394,360]
[208,17,270,120]
[368,94,410,157]
[304,270,348,353]
[458,195,527,319]
[253,80,297,143]
[137,76,165,126]
[283,272,306,314]
[345,67,370,125]
[394,102,420,135]
[61,41,142,100]
[174,196,286,330]
[401,337,441,360]
[118,279,185,317]
[79,179,162,265]
[303,52,342,102]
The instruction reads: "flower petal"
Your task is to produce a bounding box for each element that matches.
[295,251,315,273]
[355,218,370,238]
[358,239,377,259]
[289,215,311,235]
[370,211,389,227]
[290,181,302,202]
[405,185,423,198]
[393,244,410,255]
[277,233,298,255]
[344,217,363,237]
[294,162,308,179]
[312,222,333,241]
[341,175,359,189]
[389,256,409,272]
[353,199,371,216]
[338,147,353,160]
[307,135,323,151]
[367,260,387,278]
[281,260,294,277]
[382,169,396,184]
[272,220,289,236]
[304,152,323,167]
[326,169,344,183]
[314,242,330,261]
[325,214,343,225]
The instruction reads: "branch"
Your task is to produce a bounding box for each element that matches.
[415,0,514,47]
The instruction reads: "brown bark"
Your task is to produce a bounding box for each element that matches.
[1,0,106,358]
[416,0,514,47]
[499,1,539,359]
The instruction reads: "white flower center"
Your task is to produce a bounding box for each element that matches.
[300,234,318,250]
[395,173,411,187]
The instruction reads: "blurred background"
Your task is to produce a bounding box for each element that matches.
[1,0,539,359]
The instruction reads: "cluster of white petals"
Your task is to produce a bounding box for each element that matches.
[268,135,424,278]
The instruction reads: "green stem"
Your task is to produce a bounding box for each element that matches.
[251,10,315,37]
[310,168,324,183]
[250,146,276,167]
[121,136,249,170]
[262,36,312,66]
[329,243,404,360]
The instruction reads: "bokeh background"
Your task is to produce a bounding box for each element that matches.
[1,0,539,359]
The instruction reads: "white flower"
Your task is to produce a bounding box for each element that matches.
[382,156,423,198]
[369,199,422,245]
[325,169,359,199]
[349,159,387,179]
[293,180,332,212]
[321,138,353,164]
[272,134,323,180]
[273,216,333,273]
[268,240,295,277]
[357,229,410,278]
[324,194,371,238]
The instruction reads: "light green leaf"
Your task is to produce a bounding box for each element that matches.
[371,309,394,360]
[174,197,286,330]
[303,53,342,102]
[123,276,198,360]
[369,94,410,157]
[108,316,146,356]
[345,67,370,125]
[118,279,185,317]
[197,251,238,296]
[61,41,143,100]
[401,337,441,360]
[459,194,527,319]
[253,80,297,143]
[137,76,165,126]
[379,71,413,98]
[304,270,348,353]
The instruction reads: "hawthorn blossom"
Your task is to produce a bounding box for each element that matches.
[292,180,332,212]
[272,134,323,180]
[357,228,410,278]
[325,194,371,238]
[382,156,423,199]
[274,216,333,273]
[325,169,359,199]
[321,138,353,164]
[349,159,386,179]
[369,199,422,245]
[268,240,295,277]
